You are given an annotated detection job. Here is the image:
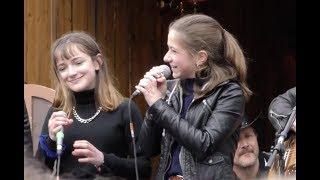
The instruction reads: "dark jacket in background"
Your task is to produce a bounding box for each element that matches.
[268,87,296,132]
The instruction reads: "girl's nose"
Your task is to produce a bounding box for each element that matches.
[163,51,171,63]
[67,66,77,77]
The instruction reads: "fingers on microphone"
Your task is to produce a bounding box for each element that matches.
[52,125,63,134]
[149,67,161,76]
[144,74,157,81]
[156,76,166,83]
[51,111,67,119]
[51,116,73,126]
[65,118,73,125]
[138,78,149,87]
[50,119,69,130]
[56,116,69,122]
[135,85,146,94]
[68,118,73,124]
[146,70,161,78]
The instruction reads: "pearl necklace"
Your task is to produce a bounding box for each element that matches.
[72,106,102,123]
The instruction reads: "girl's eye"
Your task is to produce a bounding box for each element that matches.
[168,47,177,53]
[170,48,177,53]
[75,61,83,65]
[58,67,65,71]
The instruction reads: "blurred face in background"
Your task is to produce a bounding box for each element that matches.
[234,126,259,167]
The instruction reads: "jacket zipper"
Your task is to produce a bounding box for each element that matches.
[164,85,201,179]
[167,81,227,178]
[177,96,196,177]
[163,90,188,179]
[163,137,174,180]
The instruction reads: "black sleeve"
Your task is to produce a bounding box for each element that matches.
[137,80,178,158]
[268,87,296,132]
[147,83,245,161]
[36,107,58,169]
[137,112,163,158]
[100,100,151,178]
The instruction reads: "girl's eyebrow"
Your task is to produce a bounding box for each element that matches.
[69,56,81,61]
[57,56,82,66]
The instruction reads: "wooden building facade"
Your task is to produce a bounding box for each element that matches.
[25,0,296,152]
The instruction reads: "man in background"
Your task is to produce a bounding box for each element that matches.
[233,114,269,180]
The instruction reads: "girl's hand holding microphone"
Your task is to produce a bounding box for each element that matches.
[48,111,73,141]
[135,67,168,106]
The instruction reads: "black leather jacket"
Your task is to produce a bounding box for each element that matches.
[138,79,245,180]
[268,87,296,132]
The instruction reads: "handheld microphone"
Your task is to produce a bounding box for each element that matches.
[131,65,171,97]
[56,127,64,156]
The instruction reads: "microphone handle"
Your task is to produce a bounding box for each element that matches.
[131,90,140,97]
[56,128,64,155]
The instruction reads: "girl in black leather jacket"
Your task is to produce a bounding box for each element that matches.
[135,14,251,180]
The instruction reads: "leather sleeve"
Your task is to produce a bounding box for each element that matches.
[147,83,245,160]
[137,112,163,158]
[268,87,296,132]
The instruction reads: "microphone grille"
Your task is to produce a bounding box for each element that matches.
[159,65,171,78]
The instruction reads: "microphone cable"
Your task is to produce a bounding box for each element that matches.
[51,153,62,180]
[52,114,67,180]
[128,95,139,180]
[57,155,61,180]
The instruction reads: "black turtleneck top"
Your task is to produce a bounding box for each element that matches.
[38,89,151,179]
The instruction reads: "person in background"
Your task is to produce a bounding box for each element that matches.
[268,87,296,134]
[268,87,296,178]
[233,114,269,180]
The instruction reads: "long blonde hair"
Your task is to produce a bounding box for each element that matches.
[169,14,252,101]
[50,31,124,114]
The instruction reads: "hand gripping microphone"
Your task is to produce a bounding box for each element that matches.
[56,112,68,156]
[56,127,64,156]
[131,65,171,97]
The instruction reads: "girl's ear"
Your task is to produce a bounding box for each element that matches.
[94,54,103,70]
[195,50,208,66]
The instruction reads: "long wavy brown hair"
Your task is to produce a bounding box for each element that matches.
[50,31,124,115]
[169,14,252,101]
